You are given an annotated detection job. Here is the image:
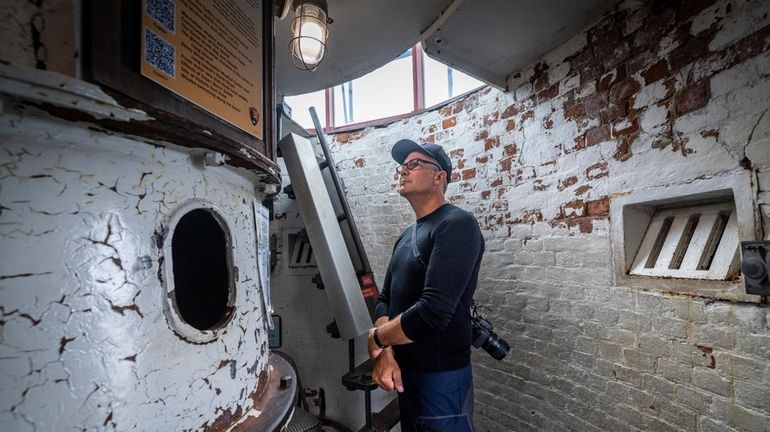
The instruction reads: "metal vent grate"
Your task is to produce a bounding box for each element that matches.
[630,203,739,280]
[286,230,317,270]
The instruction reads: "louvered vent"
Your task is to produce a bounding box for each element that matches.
[629,203,739,280]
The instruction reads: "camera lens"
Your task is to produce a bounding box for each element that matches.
[482,333,510,360]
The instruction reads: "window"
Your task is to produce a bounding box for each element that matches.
[284,43,485,130]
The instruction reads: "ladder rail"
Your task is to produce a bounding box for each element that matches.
[309,107,373,275]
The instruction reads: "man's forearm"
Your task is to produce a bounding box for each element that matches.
[374,314,413,347]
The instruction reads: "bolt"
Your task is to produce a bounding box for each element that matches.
[279,375,292,389]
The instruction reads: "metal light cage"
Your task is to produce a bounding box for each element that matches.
[289,1,329,71]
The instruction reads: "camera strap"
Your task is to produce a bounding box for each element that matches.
[411,223,428,268]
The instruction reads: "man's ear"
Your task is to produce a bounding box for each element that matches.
[435,170,446,185]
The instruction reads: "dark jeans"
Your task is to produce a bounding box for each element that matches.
[398,363,474,432]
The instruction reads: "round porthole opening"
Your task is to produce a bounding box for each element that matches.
[169,208,234,333]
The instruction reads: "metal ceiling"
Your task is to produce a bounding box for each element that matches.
[275,0,618,96]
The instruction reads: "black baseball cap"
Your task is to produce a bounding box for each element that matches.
[391,139,453,183]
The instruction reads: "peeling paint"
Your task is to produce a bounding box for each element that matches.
[0,76,271,430]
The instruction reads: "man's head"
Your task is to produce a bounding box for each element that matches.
[391,139,452,197]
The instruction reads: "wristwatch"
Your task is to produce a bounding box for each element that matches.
[372,327,388,349]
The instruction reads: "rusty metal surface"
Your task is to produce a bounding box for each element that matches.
[227,354,298,432]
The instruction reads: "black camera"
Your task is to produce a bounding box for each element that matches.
[471,302,510,360]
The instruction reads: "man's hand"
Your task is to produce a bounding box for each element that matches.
[372,348,403,393]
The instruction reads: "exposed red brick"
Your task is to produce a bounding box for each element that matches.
[669,28,718,71]
[609,79,641,102]
[626,51,655,76]
[425,134,436,143]
[452,100,465,114]
[675,79,710,115]
[427,124,437,133]
[476,154,489,164]
[481,190,491,200]
[585,124,611,146]
[501,103,519,119]
[642,59,670,85]
[558,176,578,191]
[333,129,365,144]
[353,157,365,168]
[586,197,610,217]
[537,83,560,104]
[500,158,512,172]
[570,218,594,233]
[457,159,465,169]
[544,117,554,129]
[585,161,608,180]
[497,187,508,199]
[510,209,544,224]
[503,144,517,157]
[579,61,603,86]
[613,136,634,161]
[597,72,615,92]
[600,103,627,124]
[566,135,587,154]
[475,130,489,141]
[461,168,477,180]
[575,185,592,196]
[506,120,516,131]
[483,112,500,126]
[442,117,457,130]
[564,103,587,122]
[521,111,534,122]
[492,200,508,211]
[439,105,453,117]
[613,117,640,137]
[485,137,500,151]
[451,172,461,182]
[734,24,770,63]
[449,148,464,158]
[582,90,608,117]
[700,129,719,140]
[533,179,548,191]
[558,200,586,218]
[490,177,503,187]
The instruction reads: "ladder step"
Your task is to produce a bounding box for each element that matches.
[372,397,400,431]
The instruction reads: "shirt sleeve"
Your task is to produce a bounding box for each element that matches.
[373,269,391,320]
[400,213,483,341]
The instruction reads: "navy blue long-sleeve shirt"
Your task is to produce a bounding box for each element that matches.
[374,204,484,372]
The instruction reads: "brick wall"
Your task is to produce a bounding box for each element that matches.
[274,0,770,430]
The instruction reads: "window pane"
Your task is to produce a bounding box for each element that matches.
[284,90,326,129]
[333,50,414,126]
[423,54,485,108]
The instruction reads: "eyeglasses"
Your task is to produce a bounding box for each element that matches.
[396,158,442,175]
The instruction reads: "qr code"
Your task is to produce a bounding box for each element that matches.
[146,0,175,32]
[145,29,175,77]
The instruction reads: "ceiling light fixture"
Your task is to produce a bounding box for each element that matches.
[282,0,331,72]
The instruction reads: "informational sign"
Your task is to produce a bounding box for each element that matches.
[254,201,273,328]
[140,0,263,139]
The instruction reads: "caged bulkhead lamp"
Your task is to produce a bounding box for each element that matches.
[287,0,331,71]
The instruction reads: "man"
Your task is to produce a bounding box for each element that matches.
[367,139,485,432]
